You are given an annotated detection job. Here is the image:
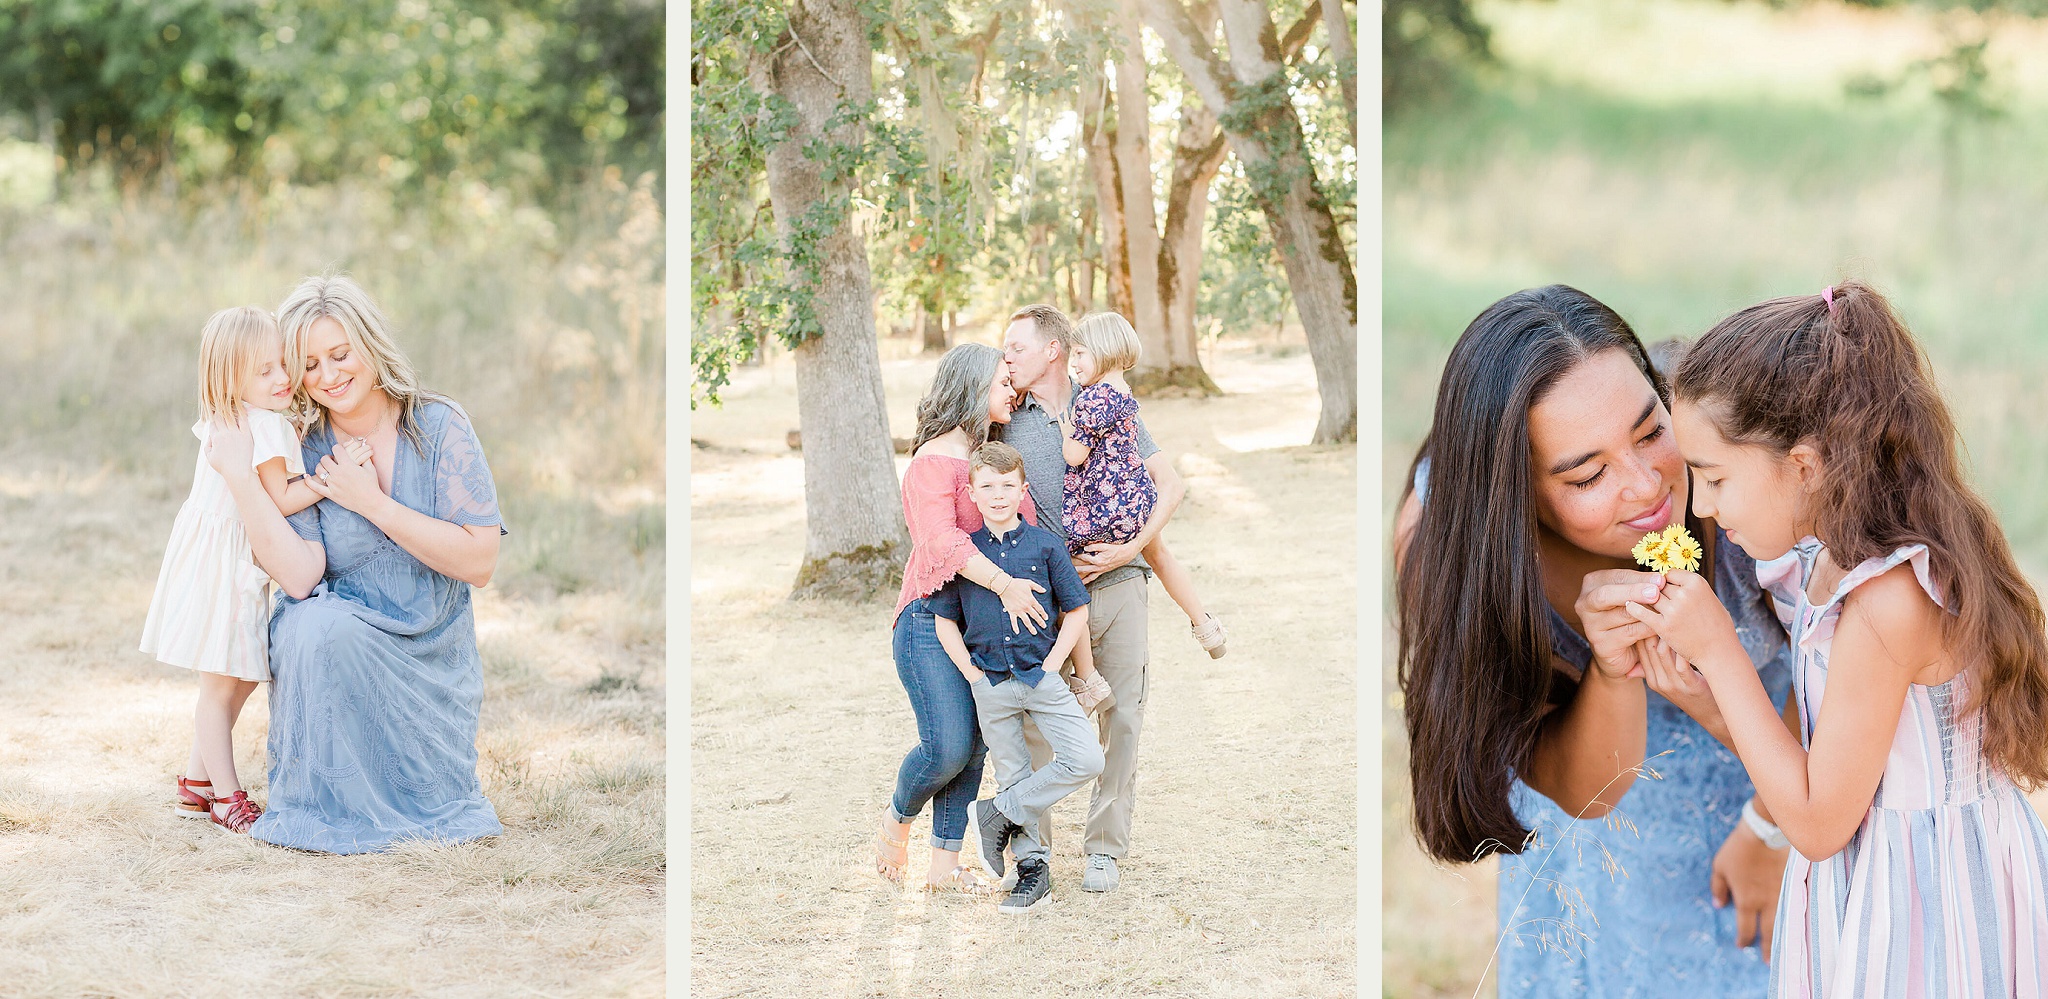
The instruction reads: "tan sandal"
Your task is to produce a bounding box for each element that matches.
[1072,673,1115,716]
[1191,614,1228,659]
[875,814,909,884]
[923,865,996,896]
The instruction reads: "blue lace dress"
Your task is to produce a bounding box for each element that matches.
[249,400,508,854]
[1494,532,1794,997]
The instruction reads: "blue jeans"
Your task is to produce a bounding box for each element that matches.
[888,598,986,851]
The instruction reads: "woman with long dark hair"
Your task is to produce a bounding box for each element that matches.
[1394,286,1794,995]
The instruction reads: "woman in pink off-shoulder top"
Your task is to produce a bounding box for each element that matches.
[876,342,1052,894]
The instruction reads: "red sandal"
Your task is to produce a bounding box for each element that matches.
[175,776,213,817]
[209,790,262,834]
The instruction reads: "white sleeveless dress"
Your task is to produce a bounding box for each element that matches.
[139,407,303,680]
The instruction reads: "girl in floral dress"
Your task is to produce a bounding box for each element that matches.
[1627,282,2048,997]
[1059,312,1226,660]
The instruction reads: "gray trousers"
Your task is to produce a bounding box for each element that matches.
[971,670,1105,867]
[1023,572,1148,859]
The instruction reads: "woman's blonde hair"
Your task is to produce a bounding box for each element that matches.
[1071,312,1142,373]
[197,306,282,425]
[276,274,434,451]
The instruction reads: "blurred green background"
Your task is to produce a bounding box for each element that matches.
[1382,1,2048,994]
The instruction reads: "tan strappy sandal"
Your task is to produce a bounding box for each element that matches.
[1191,614,1228,659]
[1072,673,1115,716]
[923,865,996,896]
[875,814,909,884]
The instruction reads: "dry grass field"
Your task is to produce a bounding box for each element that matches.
[690,335,1356,997]
[0,178,664,997]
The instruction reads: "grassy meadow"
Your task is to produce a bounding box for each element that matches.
[0,173,664,997]
[1384,1,2048,994]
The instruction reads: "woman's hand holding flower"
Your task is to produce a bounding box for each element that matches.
[1575,569,1670,681]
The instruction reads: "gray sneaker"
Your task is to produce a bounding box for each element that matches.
[998,859,1052,914]
[971,799,1019,878]
[1081,853,1120,892]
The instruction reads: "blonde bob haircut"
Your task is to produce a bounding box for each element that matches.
[276,274,436,452]
[197,306,282,426]
[1070,312,1142,373]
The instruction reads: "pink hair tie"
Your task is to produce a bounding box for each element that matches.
[1822,285,1837,316]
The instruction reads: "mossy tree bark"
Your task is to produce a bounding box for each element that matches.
[762,0,907,600]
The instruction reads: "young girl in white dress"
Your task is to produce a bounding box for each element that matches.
[139,306,346,833]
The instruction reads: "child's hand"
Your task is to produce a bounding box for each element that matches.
[1623,570,1744,677]
[336,436,374,467]
[204,420,256,480]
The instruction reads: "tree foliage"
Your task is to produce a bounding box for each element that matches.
[693,0,1355,407]
[0,0,662,199]
[1381,0,1490,115]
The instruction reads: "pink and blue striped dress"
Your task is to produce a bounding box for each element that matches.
[1758,539,2048,998]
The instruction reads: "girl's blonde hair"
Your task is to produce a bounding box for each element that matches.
[197,306,281,425]
[1071,312,1142,373]
[276,274,435,452]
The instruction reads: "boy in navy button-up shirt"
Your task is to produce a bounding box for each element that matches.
[930,442,1106,913]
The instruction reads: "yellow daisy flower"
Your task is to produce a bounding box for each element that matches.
[1662,524,1704,573]
[1631,532,1670,571]
[1633,524,1703,573]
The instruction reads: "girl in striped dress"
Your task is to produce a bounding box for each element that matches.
[140,307,363,833]
[1625,281,2048,997]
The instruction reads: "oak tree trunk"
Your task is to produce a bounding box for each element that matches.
[920,301,949,353]
[1082,79,1133,323]
[1146,0,1358,443]
[1321,0,1359,149]
[1076,199,1097,315]
[1156,81,1228,395]
[762,0,908,598]
[1111,5,1171,383]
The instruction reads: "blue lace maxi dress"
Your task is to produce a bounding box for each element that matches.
[1493,532,1794,997]
[249,400,507,854]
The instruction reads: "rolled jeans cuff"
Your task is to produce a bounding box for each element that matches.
[929,834,964,852]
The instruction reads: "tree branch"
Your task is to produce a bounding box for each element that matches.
[1280,5,1322,64]
[788,26,845,92]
